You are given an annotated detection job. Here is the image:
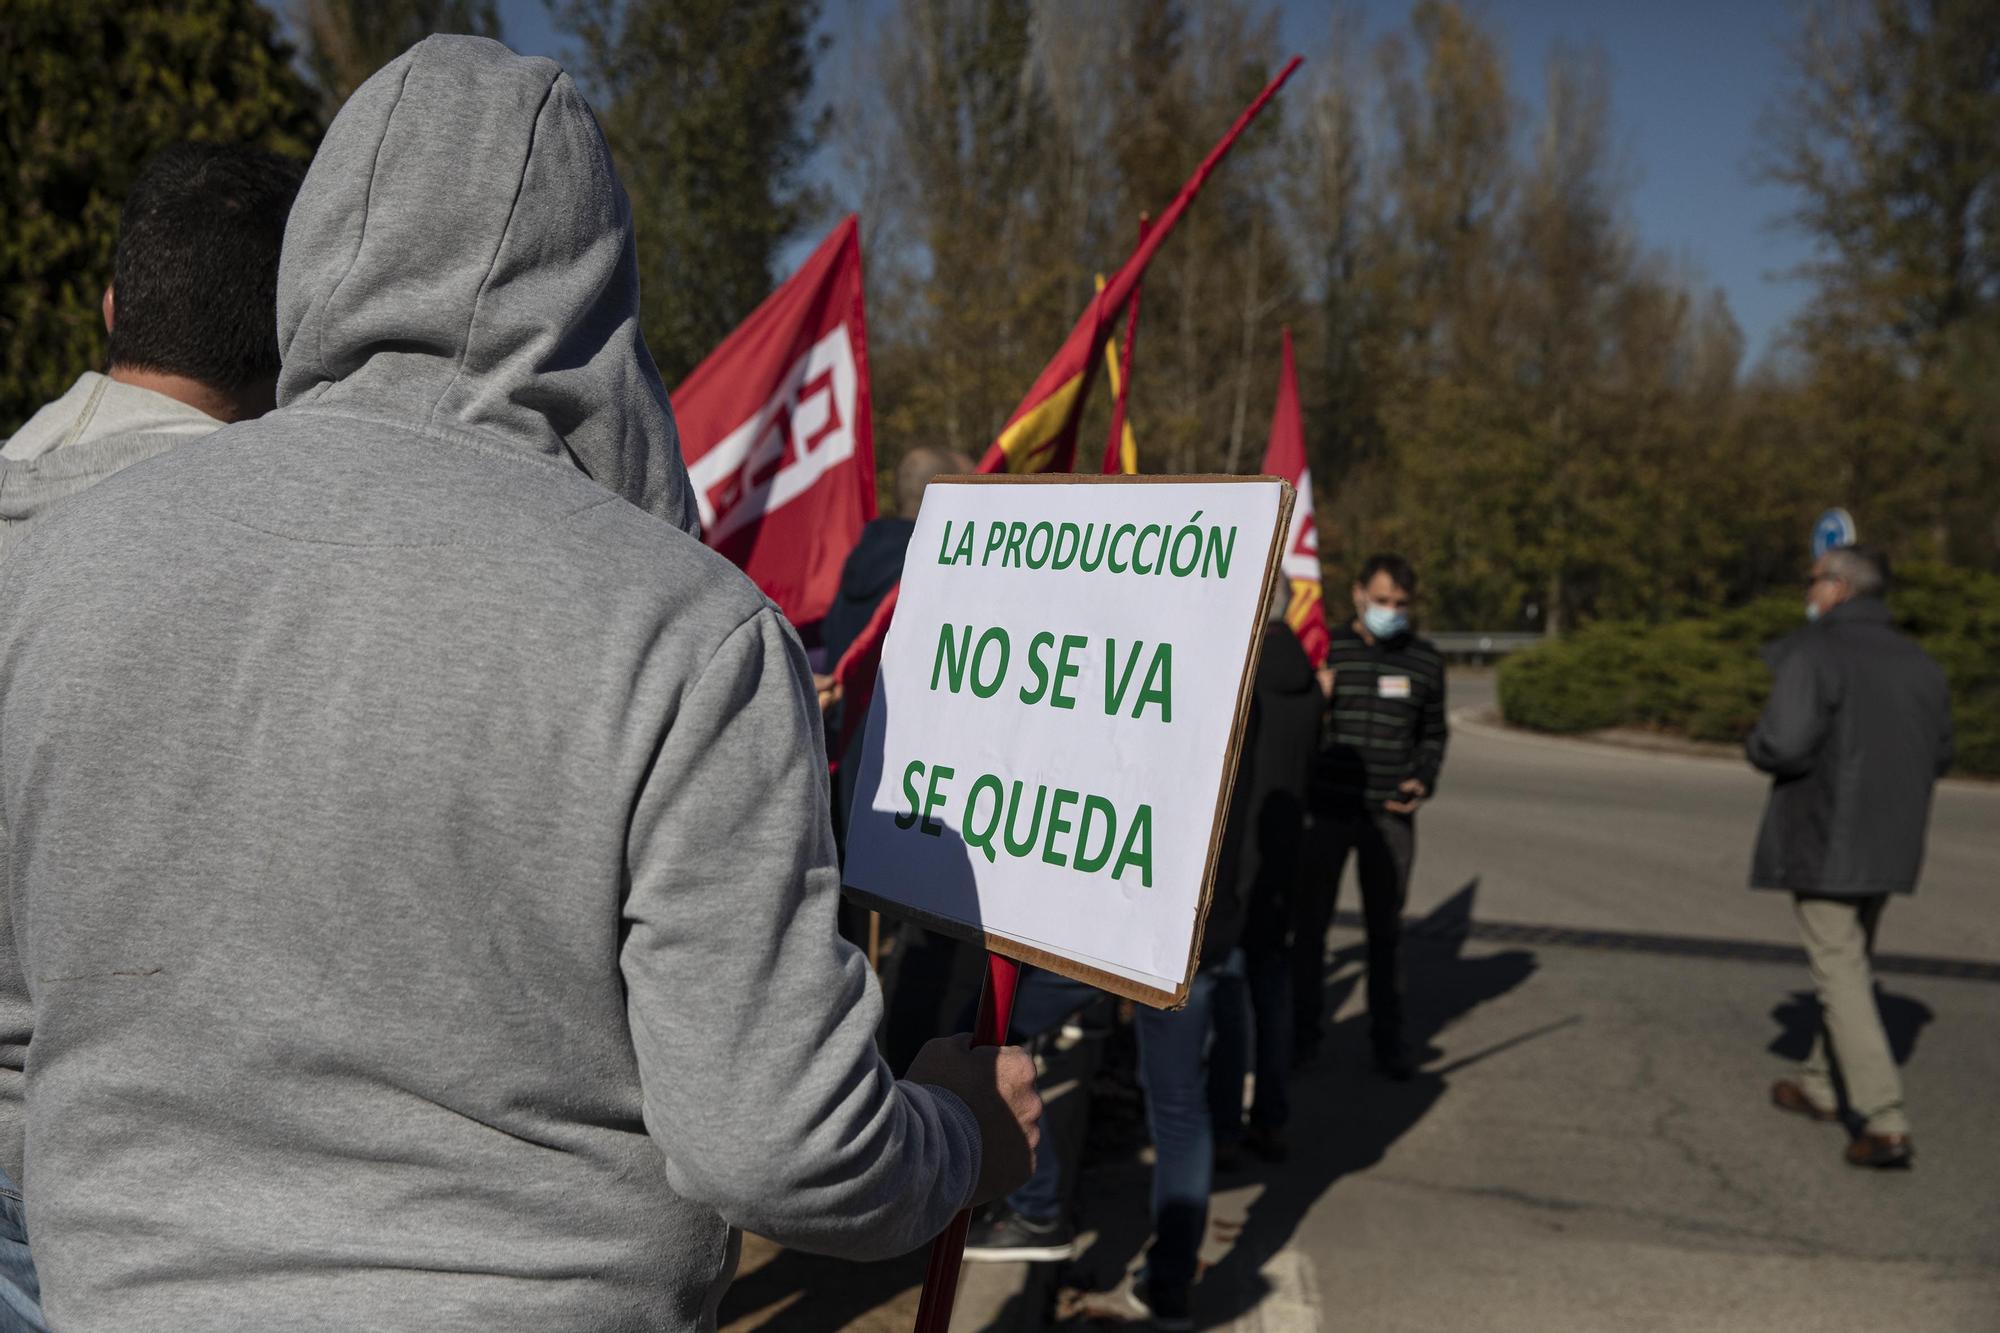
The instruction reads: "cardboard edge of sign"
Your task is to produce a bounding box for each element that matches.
[841,473,1298,1011]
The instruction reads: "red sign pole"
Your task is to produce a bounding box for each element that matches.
[912,951,1022,1332]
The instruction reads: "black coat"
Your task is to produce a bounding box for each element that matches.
[823,517,916,848]
[1746,598,1953,897]
[821,516,915,668]
[1209,623,1322,961]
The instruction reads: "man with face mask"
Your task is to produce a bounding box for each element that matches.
[1292,554,1448,1080]
[1749,544,1952,1169]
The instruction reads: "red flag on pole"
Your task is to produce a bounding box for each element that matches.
[672,216,875,630]
[1261,327,1330,665]
[978,56,1303,476]
[904,59,1306,1333]
[835,58,1303,757]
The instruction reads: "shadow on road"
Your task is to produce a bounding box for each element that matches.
[1061,879,1549,1327]
[717,1241,924,1333]
[1766,989,1934,1070]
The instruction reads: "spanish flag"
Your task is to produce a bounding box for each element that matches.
[976,56,1302,476]
[835,56,1303,751]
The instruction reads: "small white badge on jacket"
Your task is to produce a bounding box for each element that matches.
[1378,675,1412,700]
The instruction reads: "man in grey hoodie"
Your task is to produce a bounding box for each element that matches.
[0,36,1035,1332]
[1,143,306,561]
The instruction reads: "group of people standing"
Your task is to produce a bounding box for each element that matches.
[832,541,1453,1327]
[0,29,1959,1333]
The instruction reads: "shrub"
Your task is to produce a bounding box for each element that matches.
[1496,563,2000,775]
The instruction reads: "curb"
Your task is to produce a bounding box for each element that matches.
[1454,706,2000,794]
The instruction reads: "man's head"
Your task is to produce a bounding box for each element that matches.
[1808,544,1889,619]
[103,143,307,420]
[1353,553,1416,640]
[895,447,974,518]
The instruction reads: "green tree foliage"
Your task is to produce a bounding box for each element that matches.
[553,0,822,387]
[858,0,1084,461]
[1762,0,2000,571]
[1497,562,2000,774]
[847,0,1298,477]
[0,0,320,434]
[294,0,503,111]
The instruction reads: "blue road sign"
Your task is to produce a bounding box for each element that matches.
[1811,508,1856,560]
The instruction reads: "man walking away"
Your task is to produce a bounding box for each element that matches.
[2,144,304,561]
[0,38,1035,1330]
[1750,545,1951,1169]
[1294,554,1448,1080]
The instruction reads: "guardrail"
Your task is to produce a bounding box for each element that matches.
[1429,631,1545,661]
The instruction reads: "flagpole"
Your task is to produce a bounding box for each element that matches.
[911,952,1022,1333]
[1101,214,1151,474]
[976,54,1304,474]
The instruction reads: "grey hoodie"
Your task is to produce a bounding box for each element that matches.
[0,371,221,562]
[0,35,977,1332]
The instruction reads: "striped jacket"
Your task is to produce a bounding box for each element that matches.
[1309,620,1449,813]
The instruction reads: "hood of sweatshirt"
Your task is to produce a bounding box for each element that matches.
[274,35,696,534]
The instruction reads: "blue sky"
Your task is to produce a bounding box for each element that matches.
[494,0,1814,365]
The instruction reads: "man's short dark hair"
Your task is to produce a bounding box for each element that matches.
[1356,553,1417,597]
[1826,544,1890,598]
[107,143,308,390]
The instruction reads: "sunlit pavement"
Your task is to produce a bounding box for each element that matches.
[1060,672,2000,1331]
[727,671,2000,1330]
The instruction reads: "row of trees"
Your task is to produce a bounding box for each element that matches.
[841,0,1999,630]
[4,0,1993,630]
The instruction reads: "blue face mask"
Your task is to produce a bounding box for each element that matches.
[1804,601,1822,622]
[1363,605,1409,639]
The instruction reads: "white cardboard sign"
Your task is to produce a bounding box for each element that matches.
[843,475,1293,1007]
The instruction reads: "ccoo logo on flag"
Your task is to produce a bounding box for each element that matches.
[687,323,861,545]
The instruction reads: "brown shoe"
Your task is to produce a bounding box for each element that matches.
[1771,1080,1838,1122]
[1844,1132,1914,1169]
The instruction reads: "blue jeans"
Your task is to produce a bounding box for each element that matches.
[1209,940,1291,1142]
[0,1169,45,1332]
[1133,952,1238,1294]
[995,968,1101,1221]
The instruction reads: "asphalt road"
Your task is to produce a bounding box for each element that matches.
[1064,672,2000,1332]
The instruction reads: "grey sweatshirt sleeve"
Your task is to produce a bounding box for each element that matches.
[619,607,979,1259]
[0,802,21,1186]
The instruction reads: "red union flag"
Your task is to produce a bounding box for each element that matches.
[672,216,874,628]
[1262,327,1329,665]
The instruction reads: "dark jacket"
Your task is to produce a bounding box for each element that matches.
[821,516,915,668]
[1310,620,1448,814]
[1746,598,1953,897]
[1210,623,1322,962]
[824,516,917,847]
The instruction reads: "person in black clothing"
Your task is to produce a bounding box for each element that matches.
[1211,599,1323,1165]
[1293,553,1448,1080]
[822,447,979,1062]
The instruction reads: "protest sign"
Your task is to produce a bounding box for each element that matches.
[842,475,1293,1007]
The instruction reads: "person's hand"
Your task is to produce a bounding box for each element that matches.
[812,672,843,714]
[1314,665,1336,698]
[1384,778,1427,814]
[904,1035,1042,1206]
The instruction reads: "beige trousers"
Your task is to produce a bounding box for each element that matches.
[1793,894,1910,1136]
